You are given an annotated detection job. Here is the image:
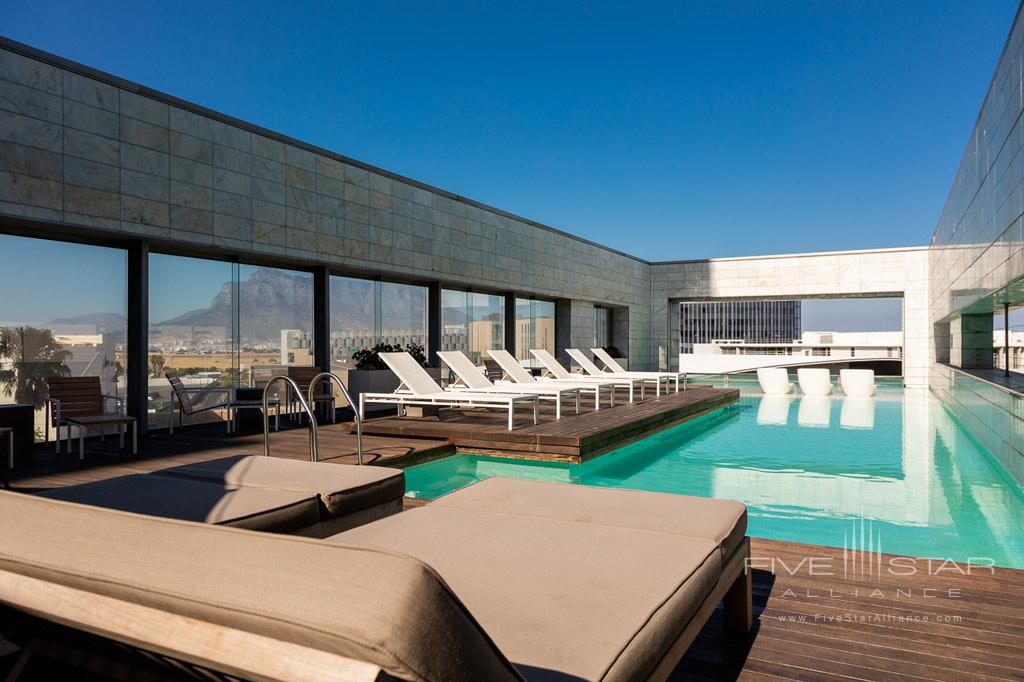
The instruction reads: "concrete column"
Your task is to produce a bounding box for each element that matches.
[504,293,516,356]
[427,283,442,367]
[313,267,331,372]
[949,313,994,369]
[126,240,149,434]
[555,299,595,366]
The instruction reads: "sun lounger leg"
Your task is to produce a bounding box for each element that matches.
[575,391,580,414]
[78,429,84,461]
[119,423,124,449]
[132,421,138,455]
[555,394,561,420]
[533,399,538,425]
[724,555,753,633]
[508,405,513,430]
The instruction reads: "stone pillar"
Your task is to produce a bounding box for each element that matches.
[555,299,595,366]
[949,314,994,369]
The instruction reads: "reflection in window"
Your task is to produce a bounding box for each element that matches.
[381,281,427,348]
[148,256,314,428]
[595,306,611,349]
[515,299,556,363]
[149,255,235,428]
[330,277,427,370]
[0,235,127,441]
[238,264,314,378]
[442,290,504,363]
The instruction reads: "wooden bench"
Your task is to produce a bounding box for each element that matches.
[45,377,136,460]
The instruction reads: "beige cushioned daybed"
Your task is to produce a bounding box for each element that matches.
[38,455,405,536]
[334,477,750,681]
[0,476,751,681]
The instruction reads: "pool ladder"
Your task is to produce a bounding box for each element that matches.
[261,372,363,465]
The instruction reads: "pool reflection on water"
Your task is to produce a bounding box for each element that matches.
[404,388,1024,568]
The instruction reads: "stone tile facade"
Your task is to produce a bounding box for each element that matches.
[0,42,654,369]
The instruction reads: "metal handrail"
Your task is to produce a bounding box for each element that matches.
[263,376,319,462]
[309,371,364,465]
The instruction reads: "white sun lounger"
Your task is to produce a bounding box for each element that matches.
[530,349,644,403]
[590,347,686,393]
[486,349,614,409]
[568,348,677,396]
[438,351,581,420]
[361,352,539,430]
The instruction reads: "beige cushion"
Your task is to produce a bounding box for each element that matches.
[155,455,405,519]
[0,491,519,682]
[334,505,721,681]
[433,477,747,561]
[38,474,319,534]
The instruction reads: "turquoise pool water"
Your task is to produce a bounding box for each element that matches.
[405,388,1024,568]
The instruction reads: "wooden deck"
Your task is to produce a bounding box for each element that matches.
[5,416,452,492]
[354,385,739,462]
[5,398,1024,680]
[675,538,1024,681]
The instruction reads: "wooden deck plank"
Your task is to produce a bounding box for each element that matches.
[353,386,739,462]
[6,417,453,492]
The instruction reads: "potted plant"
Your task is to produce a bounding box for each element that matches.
[337,343,440,415]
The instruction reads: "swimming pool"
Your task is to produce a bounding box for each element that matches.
[404,387,1024,568]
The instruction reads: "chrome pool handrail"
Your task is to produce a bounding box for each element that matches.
[308,371,364,465]
[263,375,319,462]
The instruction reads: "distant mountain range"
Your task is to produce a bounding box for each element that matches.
[155,268,428,341]
[39,268,456,343]
[48,312,127,332]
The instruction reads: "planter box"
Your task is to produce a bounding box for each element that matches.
[335,367,443,415]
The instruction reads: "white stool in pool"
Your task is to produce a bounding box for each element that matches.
[757,395,793,425]
[797,396,831,428]
[756,367,794,395]
[840,369,877,397]
[797,368,833,396]
[840,397,876,429]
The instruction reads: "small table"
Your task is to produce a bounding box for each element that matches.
[64,415,137,461]
[0,403,33,467]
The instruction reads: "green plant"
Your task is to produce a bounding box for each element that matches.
[0,326,72,408]
[353,342,427,370]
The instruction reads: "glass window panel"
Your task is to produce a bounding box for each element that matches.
[380,281,428,350]
[468,293,504,364]
[441,290,504,363]
[149,254,235,429]
[533,300,556,357]
[441,289,470,357]
[330,276,378,369]
[594,307,610,348]
[515,298,555,363]
[0,235,128,442]
[238,264,313,380]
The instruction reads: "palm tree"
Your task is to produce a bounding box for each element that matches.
[0,326,72,408]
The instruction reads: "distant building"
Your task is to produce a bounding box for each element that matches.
[281,329,314,365]
[994,330,1024,371]
[693,331,903,361]
[679,301,801,353]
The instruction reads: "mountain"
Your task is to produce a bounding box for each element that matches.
[48,312,127,333]
[155,268,428,341]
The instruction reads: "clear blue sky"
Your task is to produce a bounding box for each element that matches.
[4,0,1019,262]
